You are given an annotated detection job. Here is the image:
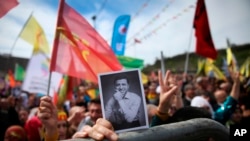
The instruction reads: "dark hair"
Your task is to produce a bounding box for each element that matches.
[89,99,101,105]
[113,75,129,85]
[167,106,212,124]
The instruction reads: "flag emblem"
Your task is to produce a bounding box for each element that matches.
[119,25,127,35]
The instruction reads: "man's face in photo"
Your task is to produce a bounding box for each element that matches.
[115,78,129,95]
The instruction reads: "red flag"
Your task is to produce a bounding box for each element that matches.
[50,0,122,83]
[193,0,217,60]
[0,0,19,18]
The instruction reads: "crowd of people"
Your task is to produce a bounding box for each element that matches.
[0,68,250,141]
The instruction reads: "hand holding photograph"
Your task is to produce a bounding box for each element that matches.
[98,69,149,133]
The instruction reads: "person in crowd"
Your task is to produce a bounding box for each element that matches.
[147,104,157,125]
[4,125,27,141]
[220,81,232,94]
[24,113,42,141]
[0,95,21,141]
[190,96,214,117]
[194,76,209,96]
[213,89,228,110]
[191,71,240,125]
[146,81,159,105]
[105,75,142,130]
[75,84,91,108]
[57,110,70,140]
[150,70,181,127]
[77,99,102,131]
[239,94,250,127]
[225,105,243,128]
[182,83,196,107]
[18,107,29,127]
[38,70,177,141]
[38,96,118,141]
[67,106,87,137]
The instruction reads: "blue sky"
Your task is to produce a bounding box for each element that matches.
[0,0,250,66]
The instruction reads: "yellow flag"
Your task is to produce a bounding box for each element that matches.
[240,57,250,77]
[205,58,226,80]
[226,47,238,72]
[196,59,205,76]
[141,72,148,85]
[20,15,50,54]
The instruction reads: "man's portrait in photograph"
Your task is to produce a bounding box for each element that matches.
[98,69,149,133]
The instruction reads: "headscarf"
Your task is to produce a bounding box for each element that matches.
[191,96,214,115]
[4,125,27,141]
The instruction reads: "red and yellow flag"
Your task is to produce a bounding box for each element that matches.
[50,0,122,83]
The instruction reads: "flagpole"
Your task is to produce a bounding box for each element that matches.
[160,51,165,77]
[9,11,33,57]
[184,28,194,74]
[47,0,64,96]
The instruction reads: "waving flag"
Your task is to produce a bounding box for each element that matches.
[240,57,250,78]
[14,63,25,81]
[117,55,144,69]
[226,47,238,72]
[22,31,62,96]
[193,0,217,60]
[0,0,19,18]
[19,15,50,54]
[111,15,131,55]
[50,0,122,83]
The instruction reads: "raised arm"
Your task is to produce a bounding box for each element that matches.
[230,71,240,100]
[37,96,58,141]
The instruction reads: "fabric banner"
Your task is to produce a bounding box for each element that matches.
[193,0,217,60]
[22,53,62,96]
[117,55,144,69]
[50,0,122,83]
[111,15,131,55]
[20,15,50,54]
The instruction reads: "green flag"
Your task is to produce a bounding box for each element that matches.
[14,64,25,81]
[117,55,144,69]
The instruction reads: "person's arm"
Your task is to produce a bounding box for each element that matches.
[37,96,58,141]
[73,118,118,141]
[213,72,240,124]
[118,94,141,122]
[229,71,240,100]
[151,70,178,127]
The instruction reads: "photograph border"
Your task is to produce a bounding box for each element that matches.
[98,69,149,133]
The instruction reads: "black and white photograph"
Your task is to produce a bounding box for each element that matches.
[98,69,149,133]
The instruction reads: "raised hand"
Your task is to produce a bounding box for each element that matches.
[37,96,58,134]
[157,70,178,114]
[73,118,118,141]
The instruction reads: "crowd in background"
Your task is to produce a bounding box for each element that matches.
[1,69,250,141]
